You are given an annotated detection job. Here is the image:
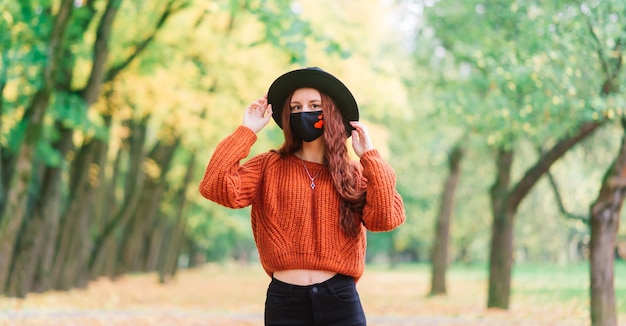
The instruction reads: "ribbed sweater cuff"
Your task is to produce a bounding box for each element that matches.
[360,149,381,161]
[360,149,386,174]
[233,125,258,142]
[360,149,396,185]
[214,125,258,163]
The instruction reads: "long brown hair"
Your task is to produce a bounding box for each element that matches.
[275,90,366,237]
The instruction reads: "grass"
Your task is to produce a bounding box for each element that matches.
[367,261,626,318]
[399,260,626,306]
[510,260,626,314]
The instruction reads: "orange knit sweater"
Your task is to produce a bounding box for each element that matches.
[199,126,405,281]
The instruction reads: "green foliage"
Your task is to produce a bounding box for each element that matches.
[4,120,27,153]
[245,0,350,64]
[1,1,51,117]
[386,0,626,269]
[4,0,626,282]
[186,203,256,262]
[248,1,311,64]
[36,138,64,167]
[1,0,109,161]
[1,1,51,79]
[420,0,625,150]
[51,91,87,127]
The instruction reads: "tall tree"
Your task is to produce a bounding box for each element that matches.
[430,142,463,295]
[585,3,626,323]
[0,0,75,293]
[589,119,626,326]
[7,0,125,294]
[419,0,619,309]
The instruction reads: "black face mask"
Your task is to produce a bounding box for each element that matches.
[290,111,324,142]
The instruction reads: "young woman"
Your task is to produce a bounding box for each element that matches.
[199,67,405,325]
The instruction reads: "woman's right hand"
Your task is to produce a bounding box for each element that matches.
[242,95,273,133]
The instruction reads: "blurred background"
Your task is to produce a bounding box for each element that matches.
[1,0,625,322]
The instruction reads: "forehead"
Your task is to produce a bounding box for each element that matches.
[291,88,321,101]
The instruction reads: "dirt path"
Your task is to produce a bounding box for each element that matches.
[2,309,489,326]
[0,264,612,325]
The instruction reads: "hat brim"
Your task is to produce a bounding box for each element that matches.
[267,67,359,137]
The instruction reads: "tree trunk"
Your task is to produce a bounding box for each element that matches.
[88,118,148,273]
[6,1,98,294]
[81,0,122,105]
[77,137,109,288]
[4,128,70,297]
[159,154,196,283]
[4,162,45,297]
[90,138,121,280]
[158,226,176,283]
[119,138,180,274]
[0,0,74,291]
[0,150,12,217]
[588,119,626,326]
[145,215,168,272]
[138,181,167,272]
[0,80,5,214]
[430,144,463,296]
[587,19,624,325]
[51,139,98,290]
[5,126,75,295]
[47,0,122,290]
[485,121,602,309]
[90,127,122,278]
[187,237,200,268]
[487,149,514,308]
[120,215,145,273]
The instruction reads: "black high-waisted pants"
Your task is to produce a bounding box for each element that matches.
[264,273,366,326]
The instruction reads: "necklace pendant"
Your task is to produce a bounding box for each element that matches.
[300,157,320,190]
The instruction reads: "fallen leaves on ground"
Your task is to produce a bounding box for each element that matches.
[0,263,622,325]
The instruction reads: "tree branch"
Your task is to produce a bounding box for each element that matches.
[586,15,610,78]
[508,121,603,212]
[586,8,624,93]
[104,0,191,82]
[81,0,122,105]
[508,6,626,213]
[545,169,589,223]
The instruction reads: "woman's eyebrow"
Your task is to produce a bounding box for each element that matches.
[291,98,321,105]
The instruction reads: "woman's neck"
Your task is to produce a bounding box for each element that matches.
[299,139,326,164]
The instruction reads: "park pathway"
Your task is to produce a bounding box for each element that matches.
[0,263,611,325]
[0,309,585,325]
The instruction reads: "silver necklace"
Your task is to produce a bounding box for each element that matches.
[300,158,321,189]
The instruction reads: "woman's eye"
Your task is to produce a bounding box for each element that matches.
[290,105,301,111]
[312,104,320,109]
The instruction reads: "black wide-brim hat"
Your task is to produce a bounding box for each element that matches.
[267,67,359,137]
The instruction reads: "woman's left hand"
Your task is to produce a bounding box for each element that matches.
[350,121,374,158]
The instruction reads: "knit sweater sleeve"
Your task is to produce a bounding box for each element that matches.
[359,149,406,231]
[198,126,265,208]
